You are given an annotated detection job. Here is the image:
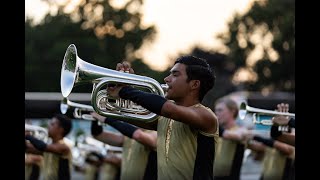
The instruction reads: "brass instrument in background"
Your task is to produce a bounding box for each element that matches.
[72,135,123,168]
[239,102,295,126]
[60,97,95,121]
[60,44,168,123]
[25,124,49,142]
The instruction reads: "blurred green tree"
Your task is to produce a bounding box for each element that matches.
[25,0,167,92]
[217,0,295,92]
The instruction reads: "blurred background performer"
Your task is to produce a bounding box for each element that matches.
[83,151,105,180]
[25,153,43,180]
[213,98,249,180]
[238,102,295,180]
[99,149,122,180]
[268,103,295,180]
[246,134,295,180]
[91,112,157,180]
[25,126,45,180]
[25,114,73,180]
[245,102,295,180]
[271,103,295,146]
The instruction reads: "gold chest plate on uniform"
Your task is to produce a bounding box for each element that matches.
[262,148,287,180]
[213,138,238,176]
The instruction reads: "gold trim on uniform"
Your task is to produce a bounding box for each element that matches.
[126,139,134,162]
[165,119,174,162]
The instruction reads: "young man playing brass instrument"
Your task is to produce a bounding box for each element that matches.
[107,56,219,180]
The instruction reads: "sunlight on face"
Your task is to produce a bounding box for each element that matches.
[215,103,226,118]
[215,102,233,125]
[164,63,189,100]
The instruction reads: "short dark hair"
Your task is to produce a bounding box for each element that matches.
[174,55,215,101]
[53,114,73,137]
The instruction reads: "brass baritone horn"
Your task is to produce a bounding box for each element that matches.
[239,102,295,126]
[61,44,168,123]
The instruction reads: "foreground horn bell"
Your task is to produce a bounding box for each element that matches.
[60,44,168,123]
